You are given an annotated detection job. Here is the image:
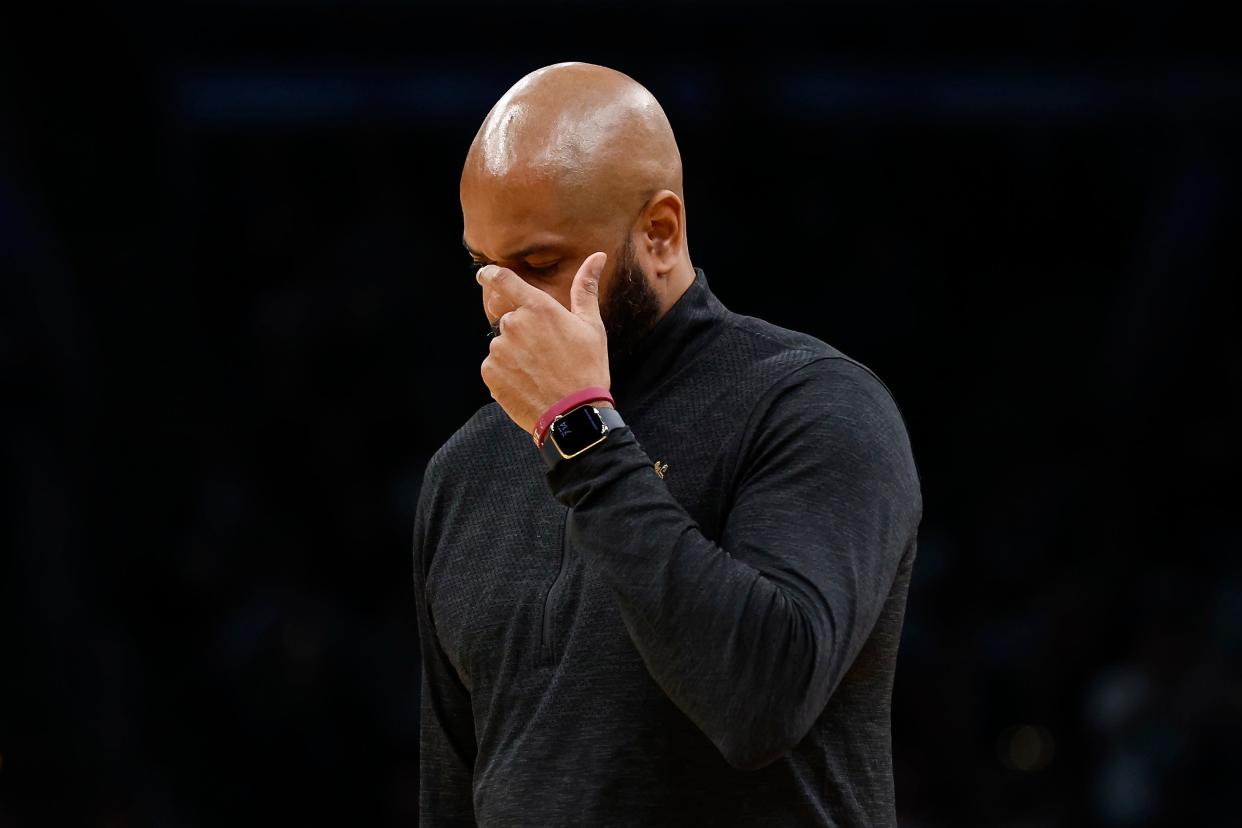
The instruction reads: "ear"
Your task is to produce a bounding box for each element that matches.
[638,190,686,277]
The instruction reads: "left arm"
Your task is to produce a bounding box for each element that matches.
[545,358,922,770]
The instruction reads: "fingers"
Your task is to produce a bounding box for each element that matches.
[569,252,607,324]
[476,264,551,310]
[482,281,519,325]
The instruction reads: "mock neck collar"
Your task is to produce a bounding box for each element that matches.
[610,266,728,407]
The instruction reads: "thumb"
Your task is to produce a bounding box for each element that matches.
[570,251,607,323]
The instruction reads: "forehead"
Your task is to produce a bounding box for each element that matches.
[461,173,578,257]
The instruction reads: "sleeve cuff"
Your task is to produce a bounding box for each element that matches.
[544,425,655,509]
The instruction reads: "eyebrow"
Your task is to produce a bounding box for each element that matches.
[462,236,563,262]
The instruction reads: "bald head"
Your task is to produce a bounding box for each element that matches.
[463,62,683,226]
[460,62,696,354]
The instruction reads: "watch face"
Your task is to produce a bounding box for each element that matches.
[549,405,609,459]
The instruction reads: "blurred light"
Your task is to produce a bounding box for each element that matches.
[999,724,1055,771]
[1085,665,1153,733]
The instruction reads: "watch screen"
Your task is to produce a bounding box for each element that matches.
[550,405,606,457]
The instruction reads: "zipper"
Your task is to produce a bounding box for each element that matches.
[538,508,572,666]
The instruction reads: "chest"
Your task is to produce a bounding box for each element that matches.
[424,390,747,692]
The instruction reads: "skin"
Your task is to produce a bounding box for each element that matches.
[460,62,696,438]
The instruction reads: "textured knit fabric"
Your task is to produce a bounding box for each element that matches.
[412,267,923,827]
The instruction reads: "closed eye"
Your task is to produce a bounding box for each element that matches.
[468,259,559,276]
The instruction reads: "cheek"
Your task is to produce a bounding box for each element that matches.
[535,275,574,313]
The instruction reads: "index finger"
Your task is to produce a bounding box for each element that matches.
[482,280,519,326]
[476,265,552,310]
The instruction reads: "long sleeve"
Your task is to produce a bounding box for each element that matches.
[413,464,479,825]
[545,357,922,771]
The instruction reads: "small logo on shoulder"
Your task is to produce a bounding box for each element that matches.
[653,460,669,479]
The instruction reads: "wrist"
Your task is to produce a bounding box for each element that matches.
[533,386,614,447]
[539,404,627,468]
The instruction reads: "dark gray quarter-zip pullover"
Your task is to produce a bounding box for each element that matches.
[413,267,923,827]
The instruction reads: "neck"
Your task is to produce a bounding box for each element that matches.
[608,263,725,405]
[655,258,697,318]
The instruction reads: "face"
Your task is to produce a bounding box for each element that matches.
[599,233,661,365]
[461,173,661,365]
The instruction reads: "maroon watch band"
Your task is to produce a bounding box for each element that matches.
[533,386,614,447]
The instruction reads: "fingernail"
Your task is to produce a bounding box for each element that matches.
[591,253,606,277]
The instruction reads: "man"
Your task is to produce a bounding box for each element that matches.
[412,61,922,826]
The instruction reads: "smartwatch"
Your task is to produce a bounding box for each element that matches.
[539,404,627,469]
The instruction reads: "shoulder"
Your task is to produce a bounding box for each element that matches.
[769,353,908,435]
[714,310,884,399]
[428,401,512,465]
[720,310,904,422]
[416,401,524,512]
[725,310,842,360]
[413,402,528,567]
[723,317,921,501]
[722,310,841,364]
[421,402,521,488]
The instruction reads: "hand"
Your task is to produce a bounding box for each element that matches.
[477,252,611,436]
[480,272,519,330]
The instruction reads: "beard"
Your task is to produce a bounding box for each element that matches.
[600,235,662,367]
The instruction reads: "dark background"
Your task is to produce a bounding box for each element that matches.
[2,2,1239,826]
